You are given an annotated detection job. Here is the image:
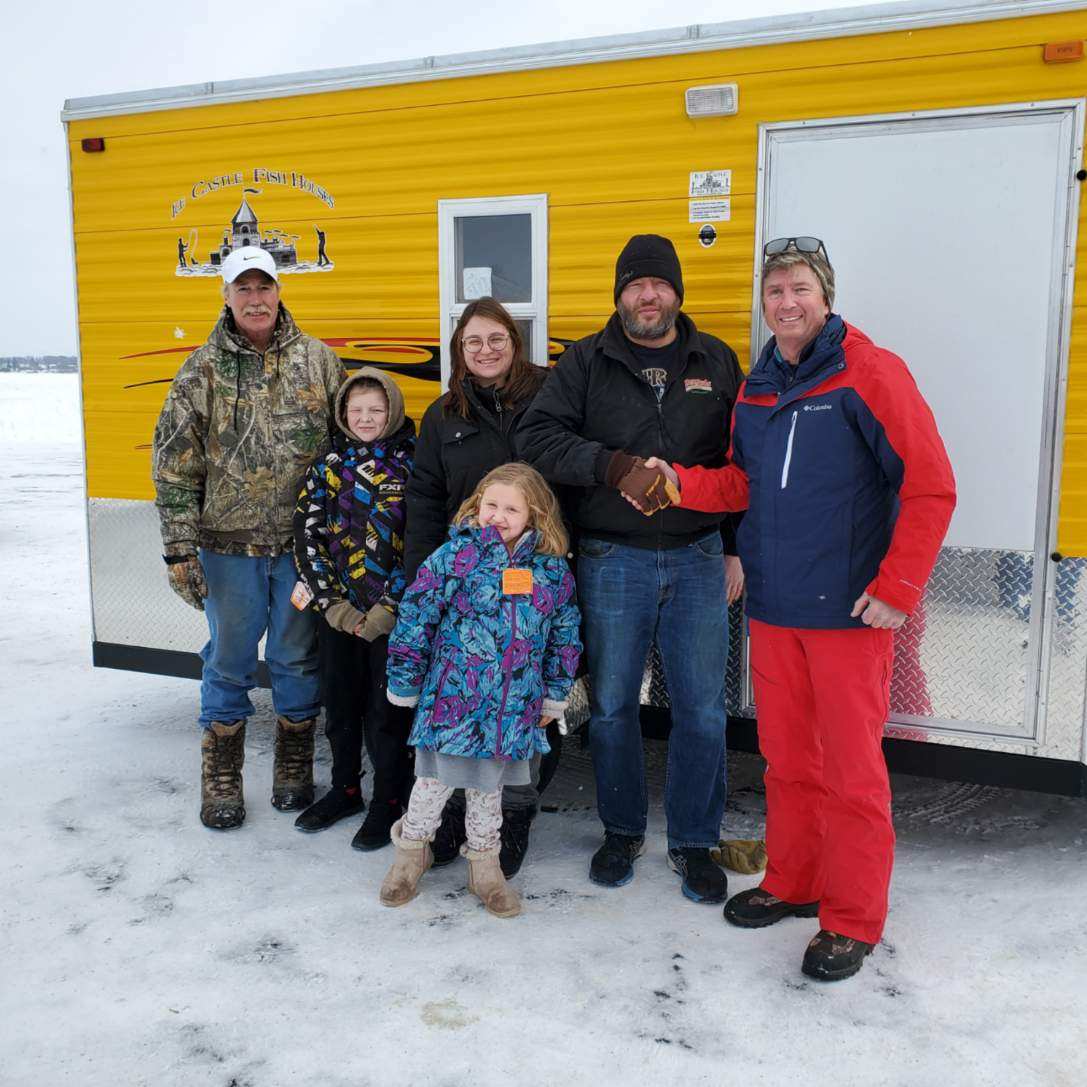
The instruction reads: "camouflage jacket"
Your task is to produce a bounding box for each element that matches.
[152,304,345,557]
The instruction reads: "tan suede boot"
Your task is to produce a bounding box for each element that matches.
[200,720,246,829]
[271,715,316,812]
[465,846,522,918]
[379,819,434,907]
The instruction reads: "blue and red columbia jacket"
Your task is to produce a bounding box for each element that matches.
[676,316,956,629]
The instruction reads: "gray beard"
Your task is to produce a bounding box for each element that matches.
[618,303,678,341]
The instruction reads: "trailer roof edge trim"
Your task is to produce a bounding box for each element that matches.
[61,0,1086,122]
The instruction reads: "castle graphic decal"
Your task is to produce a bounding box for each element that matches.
[173,180,335,277]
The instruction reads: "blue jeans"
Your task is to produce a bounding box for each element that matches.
[198,550,320,728]
[578,532,728,849]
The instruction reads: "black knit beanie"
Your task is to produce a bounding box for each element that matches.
[614,234,684,302]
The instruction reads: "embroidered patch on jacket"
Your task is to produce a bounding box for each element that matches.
[684,378,713,394]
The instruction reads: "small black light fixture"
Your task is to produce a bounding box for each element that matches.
[81,137,106,153]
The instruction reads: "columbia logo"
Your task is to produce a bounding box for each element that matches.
[803,403,832,412]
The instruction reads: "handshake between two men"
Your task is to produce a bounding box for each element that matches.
[604,451,681,515]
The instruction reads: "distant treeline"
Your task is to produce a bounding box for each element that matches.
[0,356,77,372]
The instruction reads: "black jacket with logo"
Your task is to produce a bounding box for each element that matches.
[404,366,548,583]
[518,312,743,550]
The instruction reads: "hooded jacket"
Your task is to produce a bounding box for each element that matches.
[517,311,743,549]
[152,304,345,557]
[387,522,582,763]
[404,365,548,583]
[676,317,956,628]
[293,367,416,616]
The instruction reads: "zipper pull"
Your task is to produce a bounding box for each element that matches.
[780,410,799,489]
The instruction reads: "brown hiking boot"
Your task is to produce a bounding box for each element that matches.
[271,715,316,812]
[200,720,246,829]
[379,819,433,907]
[465,846,522,918]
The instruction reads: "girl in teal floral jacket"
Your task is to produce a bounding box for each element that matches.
[381,463,581,917]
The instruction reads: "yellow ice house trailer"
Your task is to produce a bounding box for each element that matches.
[63,0,1087,793]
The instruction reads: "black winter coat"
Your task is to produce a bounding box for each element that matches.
[404,366,548,583]
[518,312,743,550]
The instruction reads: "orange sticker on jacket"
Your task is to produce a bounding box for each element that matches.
[502,568,534,595]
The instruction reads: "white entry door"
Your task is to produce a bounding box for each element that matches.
[753,101,1083,741]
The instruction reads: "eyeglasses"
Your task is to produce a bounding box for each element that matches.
[763,236,829,262]
[462,334,510,354]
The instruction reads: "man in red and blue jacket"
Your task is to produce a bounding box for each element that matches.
[651,238,955,982]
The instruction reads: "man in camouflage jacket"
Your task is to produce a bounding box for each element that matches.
[152,246,345,830]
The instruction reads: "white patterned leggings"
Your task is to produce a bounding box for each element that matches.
[401,776,503,853]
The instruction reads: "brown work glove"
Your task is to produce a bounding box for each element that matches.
[358,604,396,642]
[710,838,768,875]
[324,600,367,635]
[166,555,207,611]
[604,451,679,514]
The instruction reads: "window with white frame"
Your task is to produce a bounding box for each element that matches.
[437,194,548,383]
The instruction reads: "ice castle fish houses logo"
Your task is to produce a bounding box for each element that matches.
[170,168,337,277]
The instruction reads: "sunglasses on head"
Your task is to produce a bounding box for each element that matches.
[763,236,829,261]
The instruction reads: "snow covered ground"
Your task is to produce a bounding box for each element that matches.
[2,373,1086,1087]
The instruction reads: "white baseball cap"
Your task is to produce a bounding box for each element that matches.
[221,246,279,284]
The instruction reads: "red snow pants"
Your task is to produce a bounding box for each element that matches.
[749,619,895,945]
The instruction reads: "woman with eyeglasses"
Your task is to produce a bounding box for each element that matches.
[404,295,553,878]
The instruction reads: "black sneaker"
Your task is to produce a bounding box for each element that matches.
[351,799,402,851]
[589,832,645,887]
[499,806,536,878]
[293,786,365,833]
[723,887,820,929]
[801,930,875,982]
[667,847,729,904]
[431,795,467,867]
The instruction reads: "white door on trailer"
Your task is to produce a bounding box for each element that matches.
[754,102,1082,746]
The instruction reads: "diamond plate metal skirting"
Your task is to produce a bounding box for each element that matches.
[89,498,208,651]
[86,506,1087,761]
[615,548,1087,758]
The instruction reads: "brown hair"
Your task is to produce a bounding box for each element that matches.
[444,297,539,419]
[454,462,568,557]
[760,249,836,310]
[343,375,388,402]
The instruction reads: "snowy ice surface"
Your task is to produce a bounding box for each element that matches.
[2,374,1085,1087]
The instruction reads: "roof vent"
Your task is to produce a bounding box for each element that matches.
[685,84,738,118]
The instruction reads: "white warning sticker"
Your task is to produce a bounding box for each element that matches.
[689,199,731,223]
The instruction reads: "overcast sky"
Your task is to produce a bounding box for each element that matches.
[4,0,863,356]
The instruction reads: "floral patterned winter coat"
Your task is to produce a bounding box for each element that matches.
[387,522,582,763]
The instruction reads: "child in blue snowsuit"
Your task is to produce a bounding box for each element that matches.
[381,462,582,917]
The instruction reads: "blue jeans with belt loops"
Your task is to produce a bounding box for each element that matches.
[198,549,320,728]
[577,532,729,849]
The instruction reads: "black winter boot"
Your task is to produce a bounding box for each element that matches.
[271,715,316,812]
[431,794,467,867]
[667,847,729,904]
[723,887,820,928]
[294,785,365,833]
[352,798,403,851]
[499,806,537,877]
[589,832,645,887]
[200,720,246,830]
[801,930,875,982]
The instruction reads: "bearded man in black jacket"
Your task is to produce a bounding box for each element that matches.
[519,235,744,901]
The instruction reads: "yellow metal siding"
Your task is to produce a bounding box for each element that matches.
[69,9,1087,553]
